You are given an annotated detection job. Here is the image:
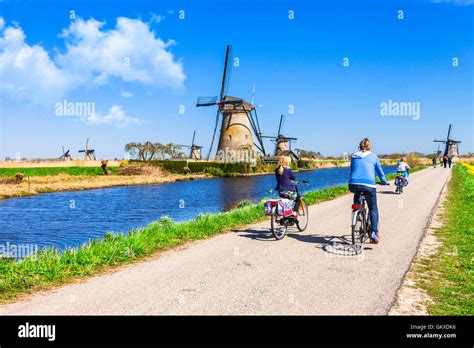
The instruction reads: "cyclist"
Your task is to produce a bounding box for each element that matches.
[395,157,411,192]
[275,156,300,216]
[348,138,388,244]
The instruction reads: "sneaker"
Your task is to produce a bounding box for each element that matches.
[370,231,380,244]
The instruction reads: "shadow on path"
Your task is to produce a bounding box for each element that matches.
[234,228,373,256]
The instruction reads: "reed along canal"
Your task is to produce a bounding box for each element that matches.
[0,166,397,252]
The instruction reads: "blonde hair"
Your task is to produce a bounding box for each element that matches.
[359,138,371,151]
[277,156,291,175]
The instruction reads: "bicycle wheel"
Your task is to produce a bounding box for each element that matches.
[351,210,365,245]
[271,214,287,240]
[395,178,402,194]
[296,199,309,231]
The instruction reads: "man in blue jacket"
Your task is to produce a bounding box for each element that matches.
[349,138,388,244]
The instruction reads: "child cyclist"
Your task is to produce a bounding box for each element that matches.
[275,156,300,216]
[395,157,411,190]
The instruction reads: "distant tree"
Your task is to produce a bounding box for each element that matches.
[125,142,142,160]
[164,143,184,159]
[411,151,426,158]
[387,153,403,159]
[125,142,159,160]
[142,141,158,160]
[156,143,167,159]
[295,149,324,159]
[125,142,188,160]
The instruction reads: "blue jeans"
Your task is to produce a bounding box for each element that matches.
[349,184,379,234]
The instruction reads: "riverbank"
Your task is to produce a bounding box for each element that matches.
[0,161,345,200]
[0,172,208,200]
[0,166,426,303]
[392,163,473,315]
[1,157,432,200]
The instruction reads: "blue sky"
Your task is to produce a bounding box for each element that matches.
[0,0,472,159]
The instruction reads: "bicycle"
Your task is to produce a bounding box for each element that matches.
[350,182,389,252]
[267,180,310,240]
[394,171,408,194]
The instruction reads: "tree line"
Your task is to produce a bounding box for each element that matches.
[125,142,186,160]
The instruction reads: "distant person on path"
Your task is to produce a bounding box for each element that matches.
[348,138,388,244]
[275,156,300,216]
[443,155,448,168]
[432,157,437,168]
[448,156,453,168]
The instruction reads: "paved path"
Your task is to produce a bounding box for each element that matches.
[0,167,451,315]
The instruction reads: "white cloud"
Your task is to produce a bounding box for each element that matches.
[85,104,141,127]
[56,17,185,88]
[0,23,76,104]
[150,13,165,24]
[0,16,185,106]
[120,90,133,98]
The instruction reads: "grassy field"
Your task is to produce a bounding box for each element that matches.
[0,166,426,302]
[0,166,118,177]
[413,163,473,315]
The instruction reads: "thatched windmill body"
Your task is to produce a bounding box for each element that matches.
[261,115,298,159]
[59,147,72,161]
[78,138,96,160]
[434,124,461,157]
[179,131,203,160]
[196,45,265,161]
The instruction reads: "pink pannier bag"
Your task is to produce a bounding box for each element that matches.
[264,199,294,216]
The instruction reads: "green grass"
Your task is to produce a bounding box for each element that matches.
[0,167,118,177]
[413,164,474,315]
[0,166,426,302]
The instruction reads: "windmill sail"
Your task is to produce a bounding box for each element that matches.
[195,45,266,162]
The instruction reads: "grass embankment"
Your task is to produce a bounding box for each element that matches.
[0,167,118,177]
[0,165,204,200]
[413,163,473,315]
[0,186,347,302]
[0,166,426,302]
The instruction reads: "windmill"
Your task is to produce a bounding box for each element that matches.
[59,146,72,161]
[178,131,203,160]
[261,115,298,158]
[78,138,96,160]
[433,124,461,157]
[196,45,266,161]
